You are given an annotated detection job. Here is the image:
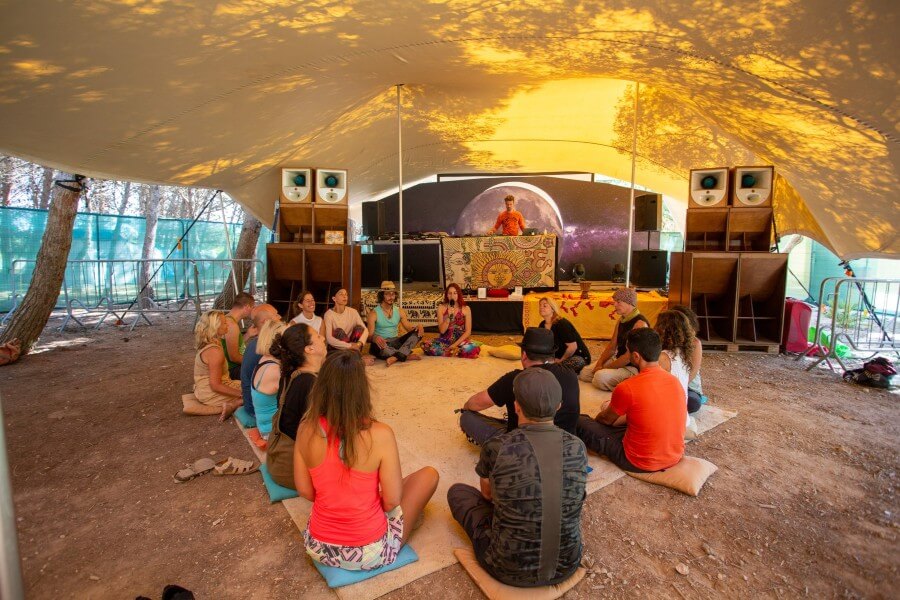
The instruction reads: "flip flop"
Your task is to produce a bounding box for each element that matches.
[173,458,216,483]
[213,457,259,476]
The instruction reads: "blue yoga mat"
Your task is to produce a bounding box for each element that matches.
[259,463,298,503]
[312,545,419,588]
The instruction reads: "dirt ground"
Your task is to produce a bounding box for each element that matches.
[1,309,898,599]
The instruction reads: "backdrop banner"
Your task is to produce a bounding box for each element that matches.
[441,234,557,290]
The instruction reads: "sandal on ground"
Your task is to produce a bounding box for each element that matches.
[213,457,259,476]
[173,458,216,483]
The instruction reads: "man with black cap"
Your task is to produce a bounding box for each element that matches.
[448,368,587,587]
[458,327,579,445]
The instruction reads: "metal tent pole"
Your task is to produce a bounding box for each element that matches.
[625,82,640,288]
[396,84,404,306]
[0,393,25,600]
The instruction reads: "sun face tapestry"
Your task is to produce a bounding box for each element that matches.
[441,234,557,289]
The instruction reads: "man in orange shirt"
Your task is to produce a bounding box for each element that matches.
[575,328,686,472]
[487,195,526,236]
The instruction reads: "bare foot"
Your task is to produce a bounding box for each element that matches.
[363,355,375,367]
[385,356,399,367]
[406,353,422,361]
[219,399,241,422]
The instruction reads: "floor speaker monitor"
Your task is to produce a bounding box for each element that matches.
[732,166,774,208]
[281,168,313,203]
[689,167,730,209]
[316,169,348,205]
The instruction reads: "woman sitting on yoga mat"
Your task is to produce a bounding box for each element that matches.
[250,318,288,439]
[265,323,327,489]
[192,310,243,420]
[537,296,591,374]
[655,309,698,420]
[423,283,479,358]
[294,350,439,571]
[670,304,705,413]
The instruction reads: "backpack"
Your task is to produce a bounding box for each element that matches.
[843,357,896,389]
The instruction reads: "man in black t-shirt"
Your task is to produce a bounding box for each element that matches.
[459,327,580,446]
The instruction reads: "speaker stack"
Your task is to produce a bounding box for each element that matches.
[672,165,786,350]
[269,167,360,320]
[631,192,668,289]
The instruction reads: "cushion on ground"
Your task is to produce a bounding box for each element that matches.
[234,406,257,428]
[453,548,586,600]
[481,345,522,360]
[626,456,718,496]
[181,393,220,416]
[312,544,419,588]
[260,463,299,503]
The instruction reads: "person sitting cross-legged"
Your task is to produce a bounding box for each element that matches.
[448,368,587,587]
[459,327,579,446]
[294,350,439,571]
[366,281,425,366]
[221,292,256,380]
[191,310,243,421]
[670,304,705,413]
[537,296,591,374]
[239,303,279,419]
[579,287,648,390]
[575,327,686,473]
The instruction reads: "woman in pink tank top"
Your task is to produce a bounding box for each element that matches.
[293,350,439,570]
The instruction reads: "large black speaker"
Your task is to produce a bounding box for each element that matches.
[631,250,669,288]
[361,253,388,288]
[634,193,662,231]
[362,201,384,238]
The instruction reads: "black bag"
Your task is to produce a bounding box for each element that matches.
[843,357,896,389]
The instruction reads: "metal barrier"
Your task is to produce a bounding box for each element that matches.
[4,258,264,332]
[803,276,900,372]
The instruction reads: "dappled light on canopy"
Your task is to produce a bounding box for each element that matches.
[0,0,895,258]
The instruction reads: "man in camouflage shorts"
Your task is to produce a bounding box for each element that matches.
[447,368,587,587]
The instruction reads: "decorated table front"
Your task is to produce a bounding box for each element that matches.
[522,290,668,339]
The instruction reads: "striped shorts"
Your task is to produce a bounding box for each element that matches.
[304,506,404,571]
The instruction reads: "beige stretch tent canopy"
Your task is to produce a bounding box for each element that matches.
[0,0,896,259]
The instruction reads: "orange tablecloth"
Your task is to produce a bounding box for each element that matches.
[522,291,668,339]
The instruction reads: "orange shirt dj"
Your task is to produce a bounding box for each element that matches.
[488,196,526,236]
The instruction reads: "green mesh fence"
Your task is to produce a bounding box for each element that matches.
[0,207,271,312]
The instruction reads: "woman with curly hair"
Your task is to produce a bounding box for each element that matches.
[265,323,328,489]
[654,310,697,419]
[423,283,479,358]
[670,304,705,413]
[189,310,243,420]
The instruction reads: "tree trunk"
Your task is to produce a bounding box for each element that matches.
[138,185,160,308]
[213,210,262,309]
[38,168,54,210]
[0,174,82,354]
[0,156,13,206]
[107,181,132,259]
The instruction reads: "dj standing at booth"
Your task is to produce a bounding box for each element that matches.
[487,195,526,236]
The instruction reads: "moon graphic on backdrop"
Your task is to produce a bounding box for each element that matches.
[454,182,565,257]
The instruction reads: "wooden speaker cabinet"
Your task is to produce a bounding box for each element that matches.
[278,204,348,244]
[727,207,773,252]
[669,252,787,347]
[685,208,728,252]
[736,254,788,344]
[266,243,361,319]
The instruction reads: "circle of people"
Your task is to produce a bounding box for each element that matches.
[187,283,706,585]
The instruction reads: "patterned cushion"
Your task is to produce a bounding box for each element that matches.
[311,544,419,588]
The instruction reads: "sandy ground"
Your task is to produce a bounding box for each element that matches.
[1,310,898,599]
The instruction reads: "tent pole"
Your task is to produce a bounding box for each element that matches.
[625,82,640,288]
[0,393,25,600]
[396,84,404,306]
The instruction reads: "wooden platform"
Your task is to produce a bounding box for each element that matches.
[703,342,780,353]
